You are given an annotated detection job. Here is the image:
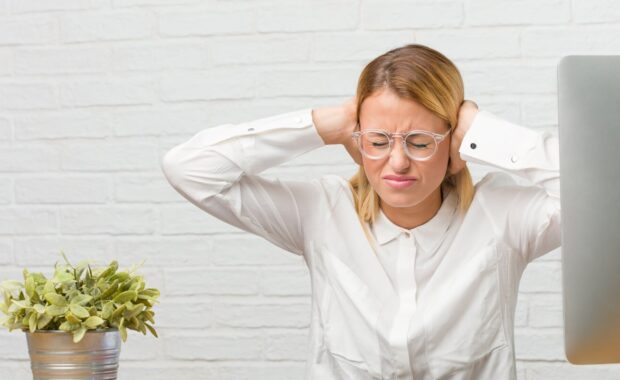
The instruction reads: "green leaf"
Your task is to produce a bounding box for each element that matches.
[28,312,37,333]
[37,314,53,330]
[70,294,93,306]
[98,281,119,300]
[45,305,68,317]
[65,312,81,324]
[59,320,80,332]
[74,260,91,281]
[124,303,146,320]
[119,318,127,342]
[25,276,35,299]
[143,310,155,324]
[139,288,160,298]
[144,323,158,338]
[31,272,47,285]
[52,269,73,284]
[113,290,137,304]
[84,316,104,329]
[111,304,126,320]
[33,304,45,314]
[69,304,90,319]
[11,299,31,309]
[44,293,67,307]
[30,292,41,305]
[133,319,145,335]
[8,303,21,314]
[43,280,55,294]
[97,261,118,279]
[137,299,153,308]
[101,302,114,320]
[109,272,129,283]
[73,327,87,343]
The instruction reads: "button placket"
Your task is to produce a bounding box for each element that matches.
[386,233,417,379]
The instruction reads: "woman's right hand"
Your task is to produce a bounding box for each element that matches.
[311,96,362,166]
[340,96,363,166]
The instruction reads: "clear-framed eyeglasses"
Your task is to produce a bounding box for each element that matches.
[351,127,451,161]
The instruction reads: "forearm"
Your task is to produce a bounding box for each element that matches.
[160,108,329,257]
[161,108,325,199]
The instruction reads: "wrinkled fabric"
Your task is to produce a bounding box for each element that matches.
[161,108,560,380]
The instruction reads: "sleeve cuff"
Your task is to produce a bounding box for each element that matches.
[458,110,540,171]
[205,107,325,149]
[233,107,327,174]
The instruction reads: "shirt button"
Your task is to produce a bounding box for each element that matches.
[470,142,477,149]
[510,154,518,163]
[247,127,255,132]
[404,231,411,238]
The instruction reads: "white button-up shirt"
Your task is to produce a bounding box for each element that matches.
[161,107,560,380]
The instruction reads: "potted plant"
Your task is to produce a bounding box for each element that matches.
[0,252,160,379]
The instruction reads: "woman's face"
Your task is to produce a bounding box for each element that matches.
[359,88,451,210]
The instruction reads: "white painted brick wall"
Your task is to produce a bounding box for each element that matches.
[0,15,57,45]
[1,0,620,378]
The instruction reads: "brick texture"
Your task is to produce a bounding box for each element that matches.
[1,1,620,379]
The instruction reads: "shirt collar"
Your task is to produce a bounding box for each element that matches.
[371,184,458,251]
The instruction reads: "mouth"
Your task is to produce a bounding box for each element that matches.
[384,178,416,189]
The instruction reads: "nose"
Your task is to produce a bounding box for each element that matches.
[388,139,410,172]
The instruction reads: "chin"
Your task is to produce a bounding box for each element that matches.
[378,191,422,208]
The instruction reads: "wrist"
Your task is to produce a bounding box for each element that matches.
[458,102,479,138]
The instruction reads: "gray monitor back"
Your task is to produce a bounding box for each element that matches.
[559,55,620,364]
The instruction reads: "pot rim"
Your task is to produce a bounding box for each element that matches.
[24,327,119,334]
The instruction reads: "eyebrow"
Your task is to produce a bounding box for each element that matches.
[362,127,439,134]
[359,119,449,133]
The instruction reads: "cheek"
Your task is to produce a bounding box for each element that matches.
[437,147,450,167]
[425,150,450,178]
[362,160,384,184]
[421,161,447,180]
[414,147,450,180]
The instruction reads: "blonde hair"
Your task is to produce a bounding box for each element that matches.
[348,43,475,248]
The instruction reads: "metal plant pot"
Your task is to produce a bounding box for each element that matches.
[25,328,121,380]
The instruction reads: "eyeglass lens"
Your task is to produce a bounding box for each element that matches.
[359,131,437,159]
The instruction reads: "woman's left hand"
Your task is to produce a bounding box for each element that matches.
[448,100,479,176]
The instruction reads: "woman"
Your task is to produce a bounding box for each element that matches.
[161,43,560,379]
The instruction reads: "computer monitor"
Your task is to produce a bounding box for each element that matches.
[559,55,620,364]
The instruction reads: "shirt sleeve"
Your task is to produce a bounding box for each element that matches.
[458,110,561,263]
[160,108,327,256]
